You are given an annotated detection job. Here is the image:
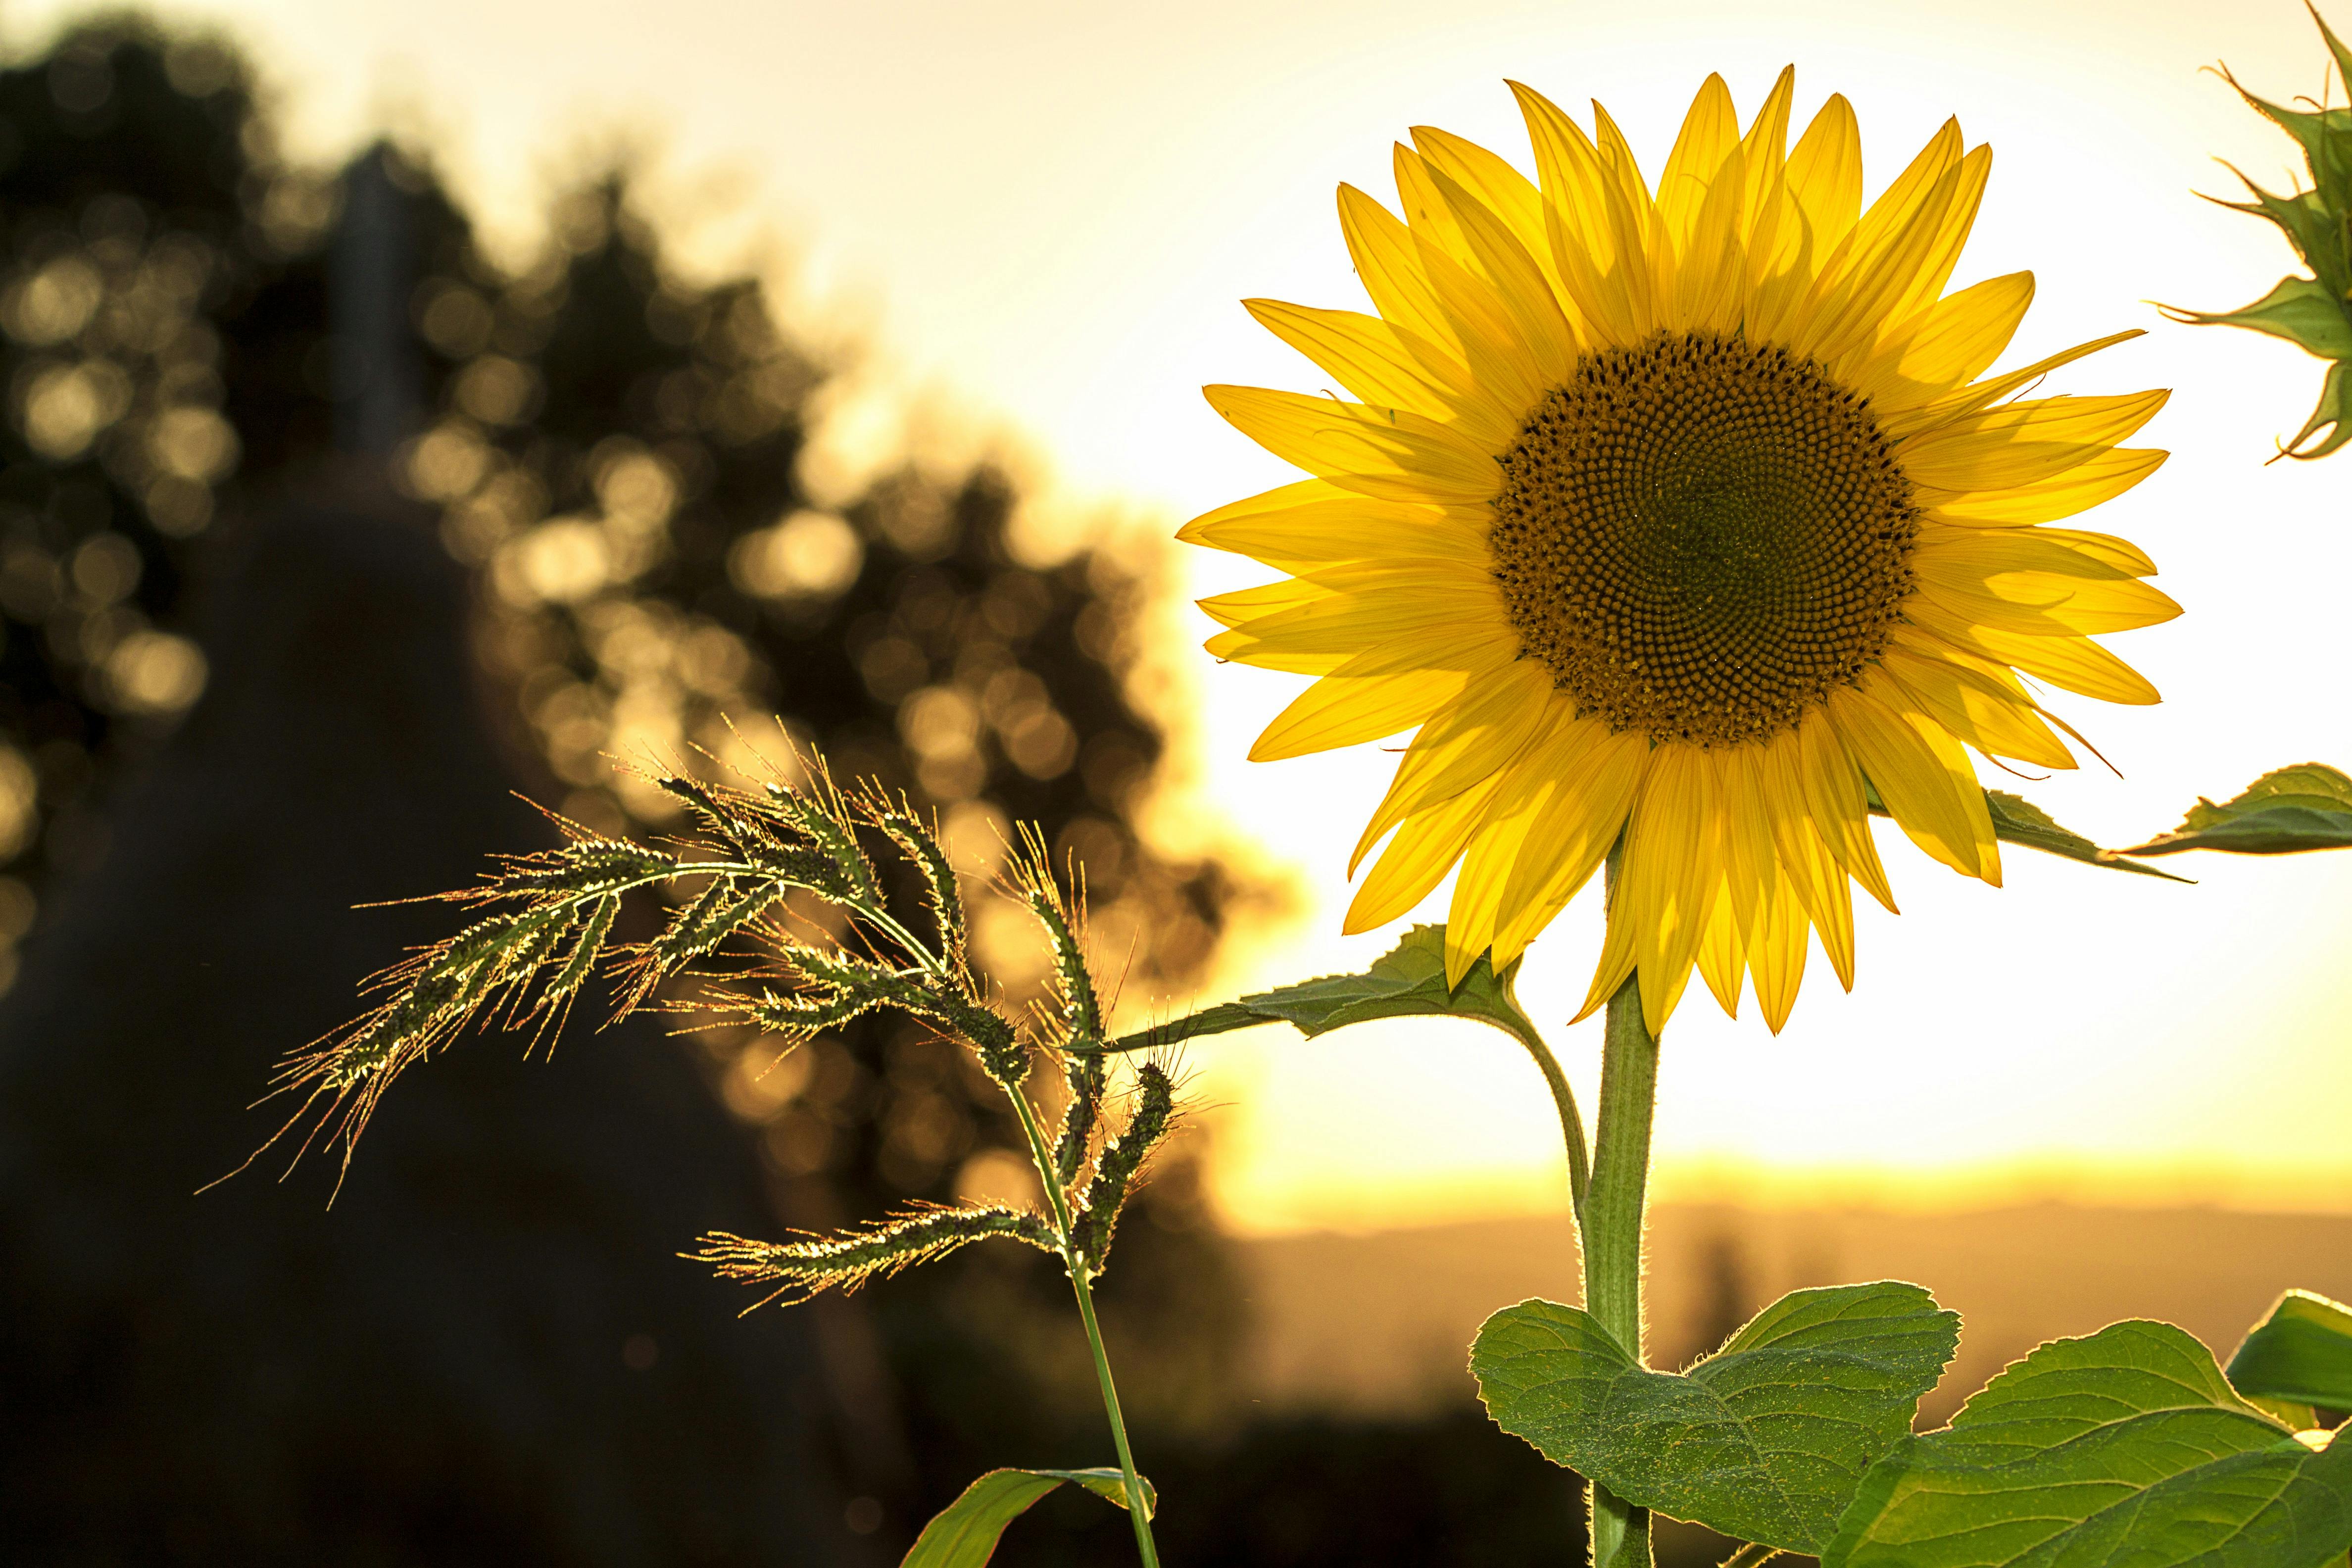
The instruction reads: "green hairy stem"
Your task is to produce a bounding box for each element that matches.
[1008,1087,1162,1568]
[1583,968,1659,1568]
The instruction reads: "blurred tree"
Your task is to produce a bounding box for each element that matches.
[0,11,1264,1559]
[392,168,1260,1535]
[0,18,483,973]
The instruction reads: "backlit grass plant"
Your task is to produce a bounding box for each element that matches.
[270,756,1179,1567]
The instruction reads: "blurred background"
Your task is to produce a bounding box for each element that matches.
[0,2,2346,1565]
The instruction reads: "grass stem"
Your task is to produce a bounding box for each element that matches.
[1009,1085,1162,1567]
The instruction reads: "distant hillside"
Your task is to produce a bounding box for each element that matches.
[1236,1202,2352,1424]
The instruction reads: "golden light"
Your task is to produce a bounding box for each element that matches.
[35,0,2352,1233]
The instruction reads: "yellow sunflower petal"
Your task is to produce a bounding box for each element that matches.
[1351,658,1561,869]
[1510,80,1642,345]
[1695,882,1747,1017]
[1853,270,2033,408]
[1337,182,1467,358]
[1881,329,2145,441]
[1762,730,1860,988]
[1346,772,1507,931]
[1205,384,1504,501]
[1183,490,1487,570]
[1421,160,1580,381]
[1900,594,2163,704]
[1736,66,1797,225]
[1878,642,2075,769]
[1197,576,1331,630]
[1750,873,1810,1032]
[1658,73,1741,253]
[1242,298,1501,439]
[1251,666,1479,762]
[1782,93,1863,259]
[1410,124,1553,269]
[1445,734,1582,982]
[1918,447,2167,527]
[1205,578,1501,660]
[1829,682,1999,884]
[1619,743,1721,1031]
[1490,721,1649,968]
[1899,389,2169,491]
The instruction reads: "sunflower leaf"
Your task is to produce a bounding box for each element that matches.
[903,1467,1154,1568]
[2122,763,2352,855]
[1472,1282,1959,1554]
[1981,789,2192,882]
[2229,1290,2352,1413]
[1822,1319,2352,1568]
[1107,924,1539,1052]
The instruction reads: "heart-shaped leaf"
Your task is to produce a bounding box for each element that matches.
[902,1467,1154,1568]
[2123,764,2352,855]
[2231,1290,2352,1412]
[1472,1282,1959,1553]
[1823,1319,2352,1568]
[1109,924,1540,1051]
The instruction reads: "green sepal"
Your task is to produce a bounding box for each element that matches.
[2288,358,2352,459]
[2176,6,2352,459]
[1471,1282,1960,1553]
[901,1467,1155,1568]
[2166,274,2352,360]
[2123,763,2352,854]
[1109,924,1540,1053]
[2230,1290,2352,1412]
[1822,1319,2352,1568]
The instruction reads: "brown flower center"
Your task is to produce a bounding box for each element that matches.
[1488,330,1919,748]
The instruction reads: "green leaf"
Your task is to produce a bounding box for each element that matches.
[1472,1282,1960,1553]
[2166,275,2352,360]
[2231,1290,2352,1411]
[1110,924,1540,1052]
[2123,764,2352,855]
[1862,784,2188,882]
[901,1467,1154,1568]
[1822,1319,2352,1568]
[1981,789,2191,882]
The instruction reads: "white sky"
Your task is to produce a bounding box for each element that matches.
[18,0,2352,1231]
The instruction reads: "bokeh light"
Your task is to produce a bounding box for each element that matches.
[6,0,2344,1240]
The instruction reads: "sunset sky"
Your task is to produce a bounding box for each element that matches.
[18,0,2352,1232]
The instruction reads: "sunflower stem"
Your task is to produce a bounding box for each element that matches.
[1582,853,1660,1568]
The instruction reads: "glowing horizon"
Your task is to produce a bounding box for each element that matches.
[26,0,2352,1233]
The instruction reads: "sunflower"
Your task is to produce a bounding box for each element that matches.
[1184,69,2175,1034]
